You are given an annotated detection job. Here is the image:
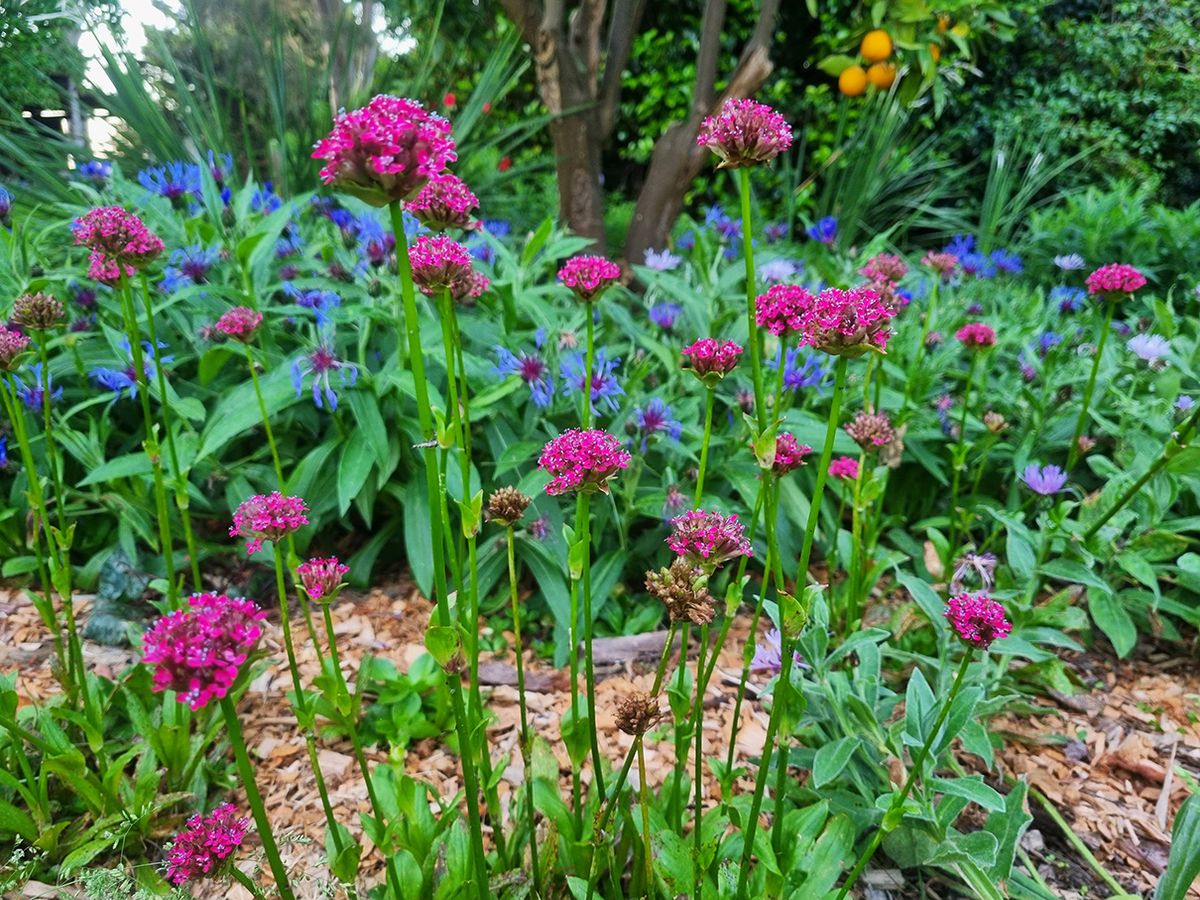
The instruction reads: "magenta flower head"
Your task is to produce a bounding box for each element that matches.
[312,95,456,205]
[297,556,350,603]
[828,456,859,481]
[165,803,251,885]
[0,324,31,372]
[1085,263,1146,300]
[667,509,752,571]
[844,410,895,451]
[1021,462,1068,496]
[538,428,631,495]
[214,306,263,343]
[955,322,997,350]
[944,592,1012,649]
[770,433,813,476]
[409,234,474,297]
[682,338,743,385]
[921,251,958,278]
[405,172,479,231]
[755,284,814,337]
[73,206,165,284]
[230,491,309,554]
[801,287,896,356]
[696,98,793,169]
[859,253,908,284]
[558,255,621,302]
[142,593,267,710]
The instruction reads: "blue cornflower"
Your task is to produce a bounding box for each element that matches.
[480,219,511,238]
[644,248,682,271]
[251,181,282,214]
[1038,332,1063,355]
[1021,463,1068,496]
[138,161,201,206]
[220,186,233,206]
[77,160,112,186]
[772,347,830,392]
[561,349,624,413]
[283,284,341,328]
[944,234,976,258]
[0,185,11,223]
[704,204,726,227]
[806,216,837,246]
[1051,285,1085,314]
[13,363,62,410]
[90,339,171,401]
[0,435,8,469]
[714,216,741,241]
[356,215,395,267]
[764,222,788,243]
[991,249,1023,274]
[329,208,357,237]
[677,230,696,252]
[495,345,554,407]
[276,231,305,258]
[649,302,681,330]
[960,252,996,279]
[1177,395,1194,414]
[291,340,358,410]
[632,398,682,450]
[161,245,218,292]
[206,150,234,186]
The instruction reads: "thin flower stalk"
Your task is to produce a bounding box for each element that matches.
[1068,302,1116,470]
[946,353,980,565]
[901,278,939,418]
[694,385,715,506]
[637,740,654,898]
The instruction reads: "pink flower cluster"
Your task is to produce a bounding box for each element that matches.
[409,235,475,298]
[230,491,309,554]
[921,252,958,278]
[558,255,621,302]
[944,592,1012,649]
[165,803,251,885]
[0,323,31,371]
[73,206,165,285]
[1085,263,1146,297]
[406,173,479,231]
[297,556,349,602]
[845,410,895,450]
[755,284,813,337]
[667,509,752,570]
[682,338,743,381]
[214,306,263,343]
[828,456,859,480]
[772,433,813,476]
[312,95,457,204]
[802,287,895,356]
[142,593,267,710]
[696,98,793,169]
[955,322,997,349]
[859,253,908,284]
[538,428,631,495]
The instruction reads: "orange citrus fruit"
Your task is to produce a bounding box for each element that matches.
[929,43,941,62]
[867,62,896,89]
[861,29,893,62]
[937,14,951,34]
[838,65,869,96]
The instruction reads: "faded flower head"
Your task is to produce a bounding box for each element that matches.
[983,411,1008,434]
[485,486,532,526]
[859,253,908,284]
[405,172,478,231]
[164,803,251,885]
[558,255,621,302]
[696,98,793,169]
[1054,253,1086,271]
[1085,263,1146,298]
[845,410,895,451]
[538,428,631,496]
[10,292,65,330]
[667,509,751,571]
[921,251,958,278]
[1076,434,1096,455]
[945,592,1012,649]
[646,558,715,625]
[0,324,31,372]
[312,95,456,205]
[828,456,859,481]
[682,338,743,384]
[230,491,309,554]
[297,557,349,603]
[1020,463,1068,496]
[949,552,998,594]
[409,234,473,296]
[771,433,813,476]
[214,306,263,343]
[644,248,682,271]
[955,322,997,349]
[142,593,267,710]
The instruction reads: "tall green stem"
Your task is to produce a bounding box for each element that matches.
[738,168,767,435]
[835,652,974,900]
[946,353,979,565]
[695,387,715,506]
[507,527,542,896]
[637,740,654,898]
[691,621,709,895]
[1069,302,1117,470]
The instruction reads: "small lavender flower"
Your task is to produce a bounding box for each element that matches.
[764,222,788,243]
[561,349,624,413]
[649,302,681,330]
[1021,463,1068,496]
[758,259,800,283]
[950,552,997,594]
[1054,253,1086,271]
[644,248,682,271]
[494,345,554,407]
[13,363,62,410]
[1177,395,1195,414]
[750,628,802,673]
[806,216,837,246]
[291,340,358,410]
[1127,333,1170,365]
[632,398,682,449]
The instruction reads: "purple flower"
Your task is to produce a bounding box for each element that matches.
[758,259,800,283]
[764,222,788,243]
[161,245,218,292]
[945,592,1012,649]
[649,302,682,330]
[1038,332,1063,355]
[138,161,201,207]
[90,339,171,401]
[0,186,12,223]
[632,398,682,449]
[1021,463,1068,496]
[990,249,1022,274]
[494,345,554,407]
[13,363,61,410]
[677,230,695,252]
[960,253,996,279]
[944,234,975,257]
[1127,334,1170,365]
[284,283,342,328]
[771,347,830,392]
[0,435,8,469]
[1177,395,1195,414]
[251,181,282,214]
[644,248,682,271]
[291,340,358,410]
[806,216,837,246]
[1054,253,1086,271]
[561,349,624,413]
[750,628,802,673]
[77,160,112,186]
[950,552,997,594]
[1051,286,1085,314]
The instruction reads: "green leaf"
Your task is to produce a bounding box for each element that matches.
[1088,588,1136,658]
[403,479,434,599]
[812,737,860,789]
[1166,446,1200,474]
[898,572,948,636]
[651,826,694,896]
[346,388,389,468]
[424,625,459,668]
[1115,550,1158,592]
[930,776,1006,812]
[904,667,935,744]
[817,54,859,76]
[1156,795,1200,900]
[196,364,298,461]
[0,797,37,841]
[337,437,375,517]
[928,829,999,869]
[985,778,1031,882]
[1039,559,1112,596]
[77,453,152,486]
[326,822,362,883]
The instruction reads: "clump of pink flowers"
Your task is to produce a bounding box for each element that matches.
[696,98,793,169]
[73,206,165,284]
[955,322,997,349]
[406,172,479,231]
[538,428,631,495]
[1085,262,1146,298]
[828,456,860,480]
[409,235,474,297]
[0,324,31,371]
[214,306,263,343]
[921,251,958,278]
[164,803,251,885]
[558,255,621,302]
[230,491,309,554]
[845,411,895,451]
[297,556,350,602]
[802,287,895,356]
[682,338,743,382]
[667,509,752,571]
[944,592,1012,649]
[312,95,457,204]
[859,253,908,284]
[772,433,813,476]
[755,284,813,337]
[142,593,267,710]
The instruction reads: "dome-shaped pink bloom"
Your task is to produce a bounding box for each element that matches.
[73,206,165,284]
[214,306,263,343]
[1085,263,1146,298]
[312,95,457,205]
[405,172,479,231]
[450,269,490,303]
[696,98,793,169]
[230,491,309,554]
[0,324,31,372]
[297,556,350,602]
[859,253,908,283]
[955,322,997,349]
[755,284,814,337]
[667,509,752,570]
[142,593,267,710]
[165,803,251,884]
[558,255,621,302]
[682,338,743,382]
[772,433,813,476]
[944,592,1012,649]
[828,456,859,480]
[921,252,958,278]
[802,287,896,356]
[409,234,474,296]
[538,428,631,495]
